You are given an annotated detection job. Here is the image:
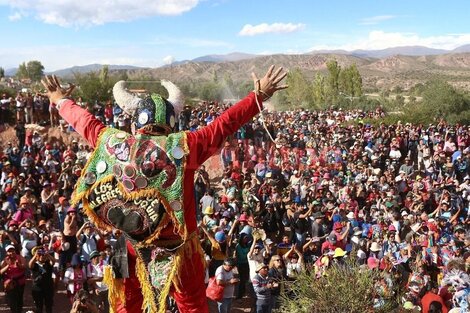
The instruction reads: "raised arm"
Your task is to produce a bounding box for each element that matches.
[41,75,106,148]
[186,65,287,169]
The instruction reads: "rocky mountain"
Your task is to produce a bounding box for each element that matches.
[4,45,470,91]
[120,52,470,91]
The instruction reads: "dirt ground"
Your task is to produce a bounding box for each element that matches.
[0,125,87,149]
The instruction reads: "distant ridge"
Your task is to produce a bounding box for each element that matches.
[48,64,147,77]
[309,46,449,58]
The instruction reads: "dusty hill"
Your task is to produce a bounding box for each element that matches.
[119,52,470,91]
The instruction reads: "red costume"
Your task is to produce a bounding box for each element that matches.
[57,92,263,313]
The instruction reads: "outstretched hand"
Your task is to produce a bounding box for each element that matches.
[41,75,75,105]
[252,65,288,101]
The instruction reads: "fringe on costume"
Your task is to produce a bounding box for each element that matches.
[133,233,205,313]
[136,256,159,313]
[103,265,125,313]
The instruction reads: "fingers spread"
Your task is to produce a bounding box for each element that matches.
[272,66,283,79]
[52,75,61,87]
[41,79,49,90]
[275,84,289,91]
[266,65,275,78]
[273,71,287,84]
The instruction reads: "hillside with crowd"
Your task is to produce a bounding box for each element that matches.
[0,88,469,313]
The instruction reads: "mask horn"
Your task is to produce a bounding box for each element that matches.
[112,81,141,116]
[161,80,183,116]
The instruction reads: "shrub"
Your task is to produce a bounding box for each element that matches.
[278,260,399,313]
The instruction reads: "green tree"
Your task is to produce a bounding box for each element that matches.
[326,59,341,103]
[312,72,326,108]
[350,63,363,97]
[26,60,45,81]
[74,66,117,103]
[16,60,44,81]
[285,68,311,108]
[0,67,4,78]
[198,82,223,101]
[16,62,28,80]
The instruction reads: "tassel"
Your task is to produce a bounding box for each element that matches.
[135,256,158,313]
[102,265,125,313]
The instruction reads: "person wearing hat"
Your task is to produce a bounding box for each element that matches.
[283,244,305,280]
[13,197,33,223]
[0,244,27,313]
[202,205,218,232]
[220,141,233,170]
[330,221,350,251]
[20,186,38,213]
[29,245,55,313]
[252,263,273,313]
[42,67,287,312]
[200,224,234,277]
[367,241,383,270]
[87,250,109,312]
[199,188,215,220]
[76,221,99,263]
[310,211,326,242]
[40,181,56,221]
[321,233,339,254]
[248,239,267,280]
[214,257,239,313]
[332,247,347,265]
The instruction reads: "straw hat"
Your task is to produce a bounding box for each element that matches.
[370,242,382,252]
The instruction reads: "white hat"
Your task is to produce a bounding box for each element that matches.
[370,242,382,252]
[5,245,15,251]
[346,212,355,219]
[395,176,403,182]
[401,211,409,217]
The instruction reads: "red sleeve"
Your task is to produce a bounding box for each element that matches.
[58,100,106,148]
[186,92,262,170]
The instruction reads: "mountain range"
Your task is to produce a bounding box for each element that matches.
[4,44,470,90]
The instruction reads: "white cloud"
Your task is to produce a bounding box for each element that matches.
[310,31,470,51]
[8,12,22,21]
[163,55,175,65]
[1,0,199,27]
[239,23,305,36]
[359,15,396,25]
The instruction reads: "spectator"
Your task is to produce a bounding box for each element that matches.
[214,257,239,313]
[252,263,273,313]
[0,245,27,313]
[29,245,55,313]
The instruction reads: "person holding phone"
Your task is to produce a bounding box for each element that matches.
[29,245,56,313]
[0,245,27,313]
[215,258,239,313]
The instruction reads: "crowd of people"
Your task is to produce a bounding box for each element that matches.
[0,88,469,313]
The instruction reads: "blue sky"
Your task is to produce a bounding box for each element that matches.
[0,0,469,71]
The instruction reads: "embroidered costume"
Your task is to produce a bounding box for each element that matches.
[56,81,264,313]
